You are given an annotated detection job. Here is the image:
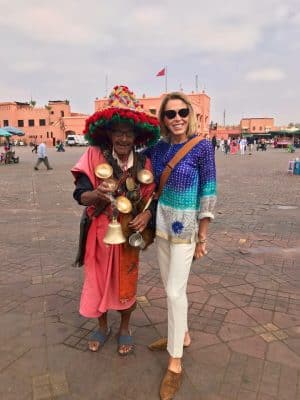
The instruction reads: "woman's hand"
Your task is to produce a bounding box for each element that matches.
[129,210,151,232]
[194,242,208,259]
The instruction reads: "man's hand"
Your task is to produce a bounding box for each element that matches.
[80,182,112,206]
[129,210,151,232]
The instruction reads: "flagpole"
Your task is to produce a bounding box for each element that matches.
[165,66,168,92]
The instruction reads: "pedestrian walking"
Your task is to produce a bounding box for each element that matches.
[230,138,238,154]
[145,91,217,400]
[220,138,224,152]
[34,142,53,170]
[239,137,247,155]
[71,85,159,356]
[211,134,217,152]
[224,139,230,155]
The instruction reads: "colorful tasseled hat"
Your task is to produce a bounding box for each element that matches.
[84,85,160,147]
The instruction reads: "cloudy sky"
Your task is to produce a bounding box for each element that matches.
[0,0,299,126]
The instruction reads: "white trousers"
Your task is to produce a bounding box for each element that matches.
[156,237,196,358]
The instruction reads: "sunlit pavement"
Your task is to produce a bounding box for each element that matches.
[0,146,299,400]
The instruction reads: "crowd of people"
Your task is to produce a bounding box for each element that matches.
[0,141,19,164]
[211,135,268,155]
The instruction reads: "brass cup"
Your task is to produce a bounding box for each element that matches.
[137,169,154,184]
[115,196,132,214]
[126,176,136,191]
[128,231,145,249]
[95,163,113,179]
[106,178,118,192]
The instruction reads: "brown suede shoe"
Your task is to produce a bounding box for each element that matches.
[148,337,168,351]
[148,338,190,351]
[159,369,183,400]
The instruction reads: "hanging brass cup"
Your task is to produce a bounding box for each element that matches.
[115,196,132,214]
[137,169,154,184]
[128,195,154,249]
[94,163,113,179]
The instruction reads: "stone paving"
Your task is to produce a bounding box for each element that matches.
[0,145,299,400]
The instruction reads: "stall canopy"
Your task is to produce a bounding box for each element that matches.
[269,130,300,137]
[0,128,12,137]
[3,126,25,136]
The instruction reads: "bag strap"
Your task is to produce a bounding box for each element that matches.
[156,136,203,199]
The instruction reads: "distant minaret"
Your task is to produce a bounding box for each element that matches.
[223,109,226,127]
[195,75,199,92]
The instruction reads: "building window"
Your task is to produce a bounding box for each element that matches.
[252,126,256,131]
[28,119,35,127]
[149,109,156,115]
[51,111,54,114]
[60,111,64,117]
[51,132,53,138]
[47,132,49,138]
[3,120,9,126]
[39,119,46,126]
[18,120,24,127]
[259,126,263,131]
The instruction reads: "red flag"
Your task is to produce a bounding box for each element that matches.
[156,68,165,77]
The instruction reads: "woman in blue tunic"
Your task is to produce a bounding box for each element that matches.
[146,92,217,400]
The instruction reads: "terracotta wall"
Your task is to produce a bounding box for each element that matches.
[240,118,274,133]
[0,101,87,146]
[95,91,211,135]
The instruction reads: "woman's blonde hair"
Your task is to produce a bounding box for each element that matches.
[158,92,197,139]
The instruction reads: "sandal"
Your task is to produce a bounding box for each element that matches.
[148,337,190,351]
[88,328,111,352]
[117,332,134,356]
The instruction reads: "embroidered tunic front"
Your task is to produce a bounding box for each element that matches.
[147,137,217,243]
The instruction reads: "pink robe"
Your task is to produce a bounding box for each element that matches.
[71,147,154,318]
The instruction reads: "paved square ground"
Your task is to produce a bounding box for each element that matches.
[0,146,299,399]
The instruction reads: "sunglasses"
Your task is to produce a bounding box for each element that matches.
[163,108,189,120]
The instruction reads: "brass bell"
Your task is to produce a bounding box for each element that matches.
[95,163,113,179]
[115,196,132,214]
[103,218,126,245]
[137,169,154,184]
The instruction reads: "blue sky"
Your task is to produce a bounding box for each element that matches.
[0,0,299,126]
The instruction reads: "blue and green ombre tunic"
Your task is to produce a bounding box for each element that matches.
[147,137,217,243]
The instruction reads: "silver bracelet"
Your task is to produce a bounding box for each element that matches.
[198,238,207,244]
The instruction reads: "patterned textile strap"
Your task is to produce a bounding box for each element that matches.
[119,244,139,303]
[118,214,140,303]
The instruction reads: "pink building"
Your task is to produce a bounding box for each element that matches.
[0,100,88,146]
[240,118,274,134]
[95,90,211,135]
[0,90,210,146]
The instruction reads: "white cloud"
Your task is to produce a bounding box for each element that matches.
[0,0,298,124]
[11,61,45,73]
[246,68,286,81]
